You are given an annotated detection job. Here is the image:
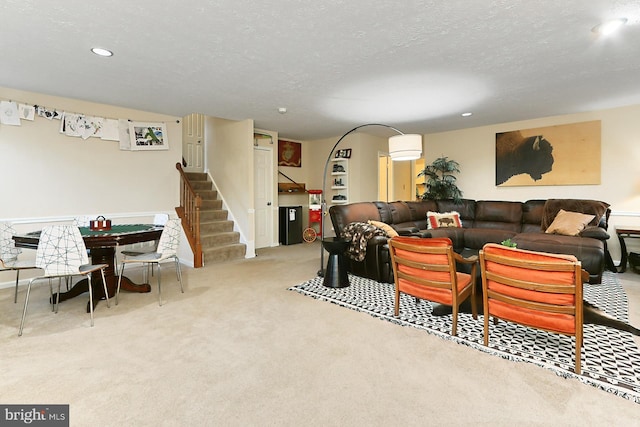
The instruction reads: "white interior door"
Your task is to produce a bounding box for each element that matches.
[254,146,273,249]
[182,113,204,173]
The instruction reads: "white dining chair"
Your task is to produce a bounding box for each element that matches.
[116,218,184,306]
[119,213,170,279]
[0,222,39,303]
[19,225,110,336]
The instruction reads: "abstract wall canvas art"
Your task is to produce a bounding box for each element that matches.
[496,120,601,186]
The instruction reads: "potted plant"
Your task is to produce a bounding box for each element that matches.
[418,156,463,203]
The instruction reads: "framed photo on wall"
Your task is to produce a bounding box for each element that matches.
[128,122,169,151]
[278,140,301,167]
[334,148,352,159]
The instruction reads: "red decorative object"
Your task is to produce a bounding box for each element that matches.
[278,140,301,167]
[89,216,112,231]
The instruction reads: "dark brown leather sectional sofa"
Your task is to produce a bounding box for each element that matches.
[329,198,611,284]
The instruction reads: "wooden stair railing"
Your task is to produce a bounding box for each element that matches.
[175,162,203,268]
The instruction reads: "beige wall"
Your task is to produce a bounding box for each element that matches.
[0,86,182,220]
[424,105,640,259]
[0,86,185,284]
[205,116,256,257]
[4,85,639,269]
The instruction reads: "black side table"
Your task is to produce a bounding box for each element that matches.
[616,227,640,273]
[322,237,350,288]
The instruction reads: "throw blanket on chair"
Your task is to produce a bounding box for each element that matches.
[342,221,389,262]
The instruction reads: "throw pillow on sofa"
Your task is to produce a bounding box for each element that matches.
[367,220,399,237]
[545,209,595,236]
[427,211,462,229]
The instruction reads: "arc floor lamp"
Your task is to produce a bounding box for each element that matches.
[318,124,422,276]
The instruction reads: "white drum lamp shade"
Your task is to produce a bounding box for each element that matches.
[388,134,422,161]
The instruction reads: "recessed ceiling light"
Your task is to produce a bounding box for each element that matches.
[278,107,287,114]
[91,47,113,57]
[592,18,627,36]
[461,112,473,117]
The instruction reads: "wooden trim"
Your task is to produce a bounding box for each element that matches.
[175,163,203,268]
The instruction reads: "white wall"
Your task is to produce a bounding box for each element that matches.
[205,116,256,257]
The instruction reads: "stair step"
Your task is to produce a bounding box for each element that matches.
[201,220,234,234]
[192,181,213,191]
[201,199,222,210]
[200,210,228,222]
[181,172,245,265]
[185,172,208,182]
[201,231,240,247]
[197,190,218,200]
[203,244,246,264]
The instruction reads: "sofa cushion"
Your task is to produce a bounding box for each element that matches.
[406,200,437,230]
[424,228,466,252]
[579,226,610,241]
[329,202,382,238]
[511,232,604,283]
[545,209,595,236]
[437,199,476,224]
[368,220,399,237]
[427,211,462,229]
[522,200,547,233]
[463,228,517,250]
[541,199,610,229]
[473,200,523,232]
[388,201,413,225]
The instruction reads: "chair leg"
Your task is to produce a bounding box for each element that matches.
[470,286,478,320]
[156,262,162,306]
[394,288,400,316]
[54,278,62,314]
[116,263,125,305]
[19,279,35,336]
[175,257,184,293]
[451,305,458,336]
[100,269,110,308]
[575,327,583,375]
[14,270,20,303]
[483,313,489,347]
[49,278,57,313]
[88,275,94,327]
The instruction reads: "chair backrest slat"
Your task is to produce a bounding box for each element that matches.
[157,219,181,256]
[36,225,88,276]
[0,221,22,261]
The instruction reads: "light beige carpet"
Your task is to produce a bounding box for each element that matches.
[1,242,639,426]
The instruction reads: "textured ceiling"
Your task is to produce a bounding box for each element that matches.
[2,1,640,140]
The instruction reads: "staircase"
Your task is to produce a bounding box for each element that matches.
[184,172,246,264]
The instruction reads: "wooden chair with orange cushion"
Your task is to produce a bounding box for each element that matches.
[479,243,584,374]
[388,236,478,336]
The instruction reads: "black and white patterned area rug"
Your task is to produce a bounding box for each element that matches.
[289,271,640,403]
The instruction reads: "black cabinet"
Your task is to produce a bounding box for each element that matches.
[279,206,302,245]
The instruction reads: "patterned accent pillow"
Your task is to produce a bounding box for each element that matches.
[367,220,399,237]
[427,211,462,229]
[545,209,595,236]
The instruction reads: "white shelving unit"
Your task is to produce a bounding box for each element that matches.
[329,158,349,205]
